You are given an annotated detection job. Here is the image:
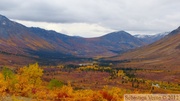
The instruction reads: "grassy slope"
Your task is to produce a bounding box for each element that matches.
[109,32,180,71]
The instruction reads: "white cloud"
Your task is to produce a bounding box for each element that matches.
[14,20,115,37]
[1,0,180,37]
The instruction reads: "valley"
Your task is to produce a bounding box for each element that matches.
[0,14,180,100]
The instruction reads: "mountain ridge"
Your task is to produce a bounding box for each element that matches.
[134,32,169,44]
[108,26,180,70]
[0,14,146,66]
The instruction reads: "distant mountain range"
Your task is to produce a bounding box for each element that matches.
[134,32,169,44]
[109,26,180,71]
[0,14,171,66]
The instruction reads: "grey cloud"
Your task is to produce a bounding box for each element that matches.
[0,0,180,34]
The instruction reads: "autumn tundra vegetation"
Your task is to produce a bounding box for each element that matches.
[0,63,180,101]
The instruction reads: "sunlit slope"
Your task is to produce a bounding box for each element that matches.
[110,27,180,70]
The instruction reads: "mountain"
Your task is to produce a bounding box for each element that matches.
[134,32,169,44]
[109,26,180,70]
[29,28,145,57]
[0,14,145,66]
[0,15,73,57]
[93,31,145,54]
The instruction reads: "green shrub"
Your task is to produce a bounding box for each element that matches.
[2,67,14,81]
[48,79,64,89]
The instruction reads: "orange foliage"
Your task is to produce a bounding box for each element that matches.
[1,63,179,101]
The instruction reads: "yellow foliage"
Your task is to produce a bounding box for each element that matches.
[117,70,125,77]
[77,65,112,72]
[11,63,43,96]
[18,63,43,87]
[0,63,141,100]
[0,73,7,96]
[1,63,179,100]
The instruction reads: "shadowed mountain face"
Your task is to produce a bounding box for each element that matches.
[0,14,145,66]
[109,26,180,70]
[169,26,180,36]
[92,31,145,54]
[29,28,145,57]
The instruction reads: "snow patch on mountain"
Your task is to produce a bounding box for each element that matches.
[134,32,170,44]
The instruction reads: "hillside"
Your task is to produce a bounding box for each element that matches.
[0,14,145,66]
[109,26,180,70]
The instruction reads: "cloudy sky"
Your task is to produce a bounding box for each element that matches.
[0,0,180,37]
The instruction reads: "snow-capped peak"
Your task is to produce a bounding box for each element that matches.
[134,32,169,38]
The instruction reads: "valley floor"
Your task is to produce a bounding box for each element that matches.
[0,63,180,101]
